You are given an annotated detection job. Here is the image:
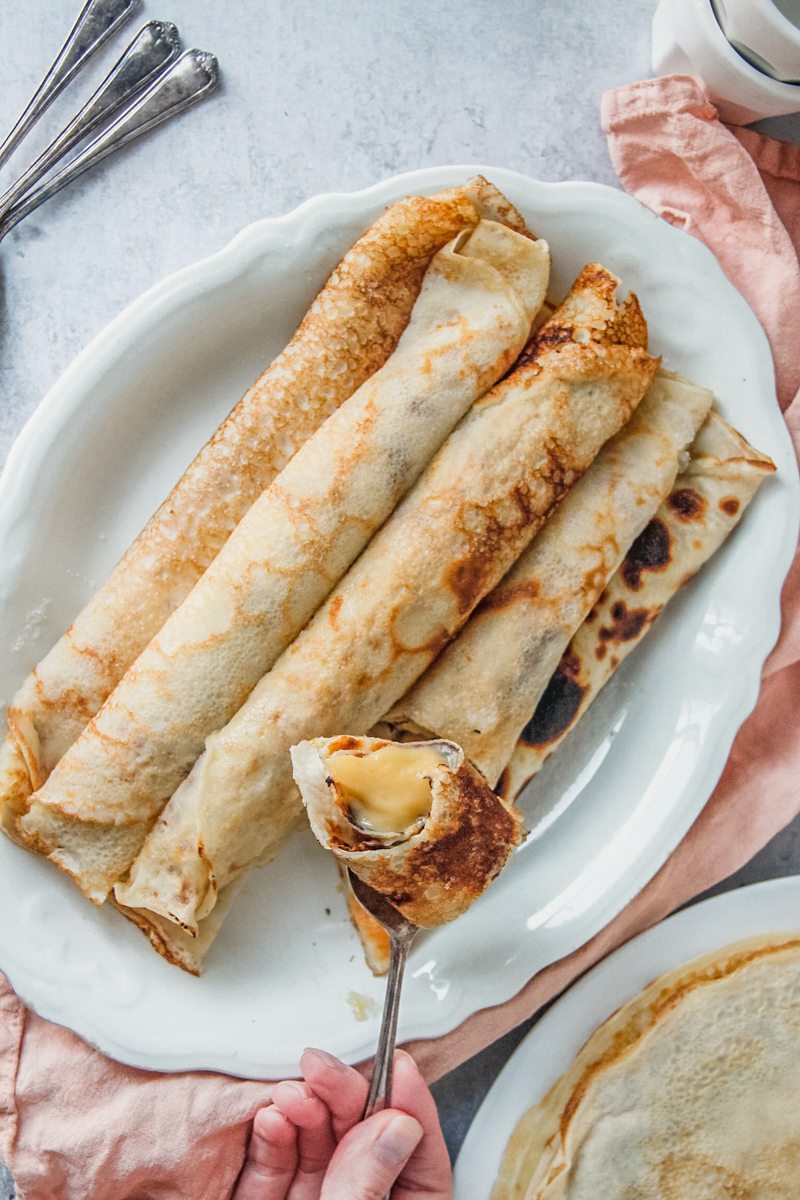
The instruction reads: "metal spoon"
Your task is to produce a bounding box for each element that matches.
[0,0,141,171]
[0,48,219,242]
[0,20,181,217]
[347,870,420,1123]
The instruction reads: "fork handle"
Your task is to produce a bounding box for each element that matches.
[0,49,218,241]
[362,929,415,1122]
[0,21,180,216]
[0,0,141,172]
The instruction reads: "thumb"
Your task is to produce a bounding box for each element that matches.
[321,1110,423,1200]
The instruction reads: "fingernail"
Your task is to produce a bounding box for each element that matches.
[275,1080,307,1100]
[302,1047,346,1071]
[375,1114,423,1166]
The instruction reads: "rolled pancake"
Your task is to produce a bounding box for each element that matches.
[21,220,549,901]
[115,263,658,962]
[114,885,242,976]
[342,866,393,975]
[291,735,524,927]
[497,410,776,803]
[351,409,773,976]
[384,369,713,786]
[0,177,518,831]
[494,934,800,1199]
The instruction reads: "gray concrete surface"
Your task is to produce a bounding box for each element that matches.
[1,0,798,1189]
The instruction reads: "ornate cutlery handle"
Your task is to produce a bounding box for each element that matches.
[362,925,417,1200]
[363,926,417,1120]
[0,21,181,215]
[0,49,219,241]
[0,0,141,171]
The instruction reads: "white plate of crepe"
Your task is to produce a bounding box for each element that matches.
[453,875,800,1197]
[0,166,797,1077]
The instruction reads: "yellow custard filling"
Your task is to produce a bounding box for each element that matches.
[328,743,446,834]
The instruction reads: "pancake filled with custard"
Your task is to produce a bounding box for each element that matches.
[291,735,524,927]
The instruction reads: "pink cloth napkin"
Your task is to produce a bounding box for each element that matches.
[3,74,800,1200]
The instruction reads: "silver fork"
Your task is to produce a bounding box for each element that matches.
[347,870,420,1123]
[0,48,219,242]
[0,0,142,171]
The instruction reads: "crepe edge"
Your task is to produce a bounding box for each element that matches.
[494,932,800,1199]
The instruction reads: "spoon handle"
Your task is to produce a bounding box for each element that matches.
[0,0,141,172]
[0,49,219,241]
[363,927,416,1121]
[0,21,181,215]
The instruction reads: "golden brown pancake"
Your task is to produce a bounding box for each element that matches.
[113,261,657,968]
[498,410,775,803]
[21,221,549,903]
[495,934,800,1199]
[384,367,713,786]
[0,178,519,829]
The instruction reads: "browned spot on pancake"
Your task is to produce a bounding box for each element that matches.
[621,518,672,590]
[561,649,582,679]
[328,735,362,754]
[415,629,452,659]
[532,323,575,351]
[173,877,194,907]
[328,594,343,630]
[517,265,648,366]
[720,496,740,516]
[28,677,97,725]
[477,578,540,615]
[657,1152,764,1197]
[599,600,651,644]
[356,763,522,925]
[512,326,569,372]
[197,838,216,891]
[324,815,348,848]
[445,557,491,615]
[521,651,586,747]
[445,483,552,617]
[668,488,707,522]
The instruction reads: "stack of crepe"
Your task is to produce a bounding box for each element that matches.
[494,935,800,1198]
[0,177,775,973]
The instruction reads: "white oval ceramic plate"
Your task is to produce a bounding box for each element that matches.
[0,166,797,1078]
[453,875,800,1197]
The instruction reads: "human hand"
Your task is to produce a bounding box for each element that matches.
[233,1046,452,1200]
